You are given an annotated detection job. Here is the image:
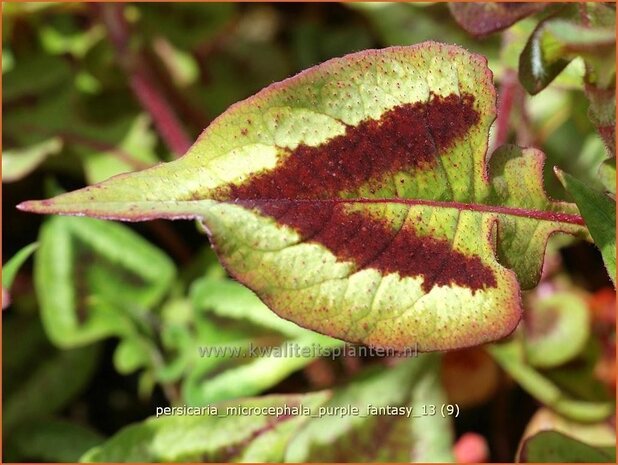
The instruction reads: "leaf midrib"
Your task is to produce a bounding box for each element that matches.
[19,197,585,225]
[230,198,585,225]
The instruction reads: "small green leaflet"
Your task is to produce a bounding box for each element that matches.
[20,43,589,351]
[556,169,616,285]
[35,216,176,348]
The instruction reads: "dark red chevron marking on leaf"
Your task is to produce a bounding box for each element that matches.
[223,92,496,292]
[228,93,479,200]
[237,201,496,293]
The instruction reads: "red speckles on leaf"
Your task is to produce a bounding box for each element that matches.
[220,92,496,292]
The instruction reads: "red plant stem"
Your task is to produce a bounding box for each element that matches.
[129,66,192,156]
[147,40,210,130]
[96,3,192,158]
[578,3,590,27]
[236,198,586,226]
[494,69,518,149]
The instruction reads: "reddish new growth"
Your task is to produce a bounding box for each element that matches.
[222,92,497,292]
[449,3,548,37]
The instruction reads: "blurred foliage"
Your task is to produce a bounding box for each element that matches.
[557,169,616,284]
[518,430,616,462]
[2,2,615,463]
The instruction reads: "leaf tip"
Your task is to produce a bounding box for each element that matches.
[553,166,568,187]
[16,199,53,214]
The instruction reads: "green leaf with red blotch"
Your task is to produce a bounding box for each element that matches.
[20,43,589,351]
[449,2,548,37]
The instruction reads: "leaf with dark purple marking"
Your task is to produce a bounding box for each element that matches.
[20,43,589,351]
[449,2,548,37]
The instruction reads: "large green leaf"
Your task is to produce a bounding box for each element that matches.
[34,216,176,347]
[21,43,588,351]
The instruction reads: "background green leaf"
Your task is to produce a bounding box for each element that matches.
[489,339,613,423]
[2,242,38,290]
[35,216,176,347]
[557,169,616,284]
[523,292,590,368]
[518,430,615,462]
[3,334,100,430]
[8,418,104,462]
[3,4,615,462]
